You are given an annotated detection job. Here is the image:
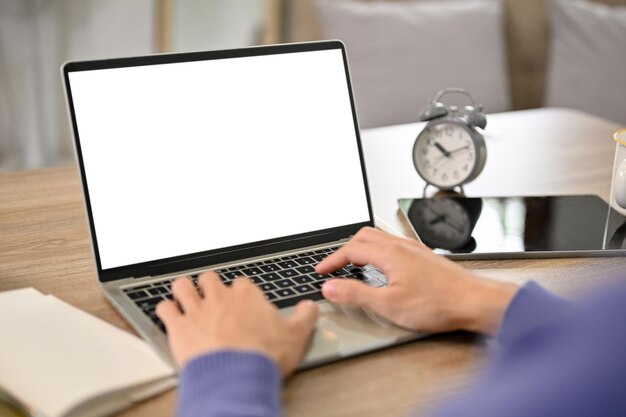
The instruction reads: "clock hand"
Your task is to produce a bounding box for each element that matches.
[433,142,451,158]
[448,145,470,156]
[429,214,446,226]
[442,218,465,234]
[431,145,471,169]
[433,156,447,168]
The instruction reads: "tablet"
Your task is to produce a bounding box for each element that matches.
[398,194,626,259]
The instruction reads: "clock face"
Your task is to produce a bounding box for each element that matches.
[413,122,478,189]
[409,198,472,249]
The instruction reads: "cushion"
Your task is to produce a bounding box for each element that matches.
[545,0,626,124]
[315,0,511,128]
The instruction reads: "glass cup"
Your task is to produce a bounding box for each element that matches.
[613,129,626,210]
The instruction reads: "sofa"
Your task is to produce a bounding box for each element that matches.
[266,0,626,127]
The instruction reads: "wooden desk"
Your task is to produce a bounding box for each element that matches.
[1,108,625,417]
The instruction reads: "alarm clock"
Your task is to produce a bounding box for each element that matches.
[413,88,487,192]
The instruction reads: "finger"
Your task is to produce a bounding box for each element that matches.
[316,240,390,273]
[171,277,201,313]
[321,278,384,309]
[356,226,426,253]
[287,300,319,336]
[198,271,225,303]
[351,226,397,245]
[155,299,181,327]
[230,275,261,293]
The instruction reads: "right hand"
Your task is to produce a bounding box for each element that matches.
[316,227,518,335]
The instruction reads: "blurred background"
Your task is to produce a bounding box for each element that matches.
[0,0,625,172]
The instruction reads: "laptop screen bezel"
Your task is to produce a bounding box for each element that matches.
[63,41,374,282]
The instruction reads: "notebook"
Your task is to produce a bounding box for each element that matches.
[0,288,175,417]
[62,41,424,370]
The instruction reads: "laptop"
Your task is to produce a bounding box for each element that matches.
[62,40,423,369]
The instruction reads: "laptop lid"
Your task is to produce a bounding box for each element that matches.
[63,41,374,283]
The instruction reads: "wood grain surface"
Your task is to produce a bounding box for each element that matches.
[1,108,625,417]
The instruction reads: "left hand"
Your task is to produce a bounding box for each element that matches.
[156,272,319,377]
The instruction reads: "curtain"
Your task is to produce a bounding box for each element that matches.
[0,0,155,171]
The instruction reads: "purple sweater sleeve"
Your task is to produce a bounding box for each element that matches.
[432,280,626,417]
[176,350,281,417]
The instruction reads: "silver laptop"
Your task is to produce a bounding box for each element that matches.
[62,41,423,369]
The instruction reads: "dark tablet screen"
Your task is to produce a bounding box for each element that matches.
[398,195,626,258]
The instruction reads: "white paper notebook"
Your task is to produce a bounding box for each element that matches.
[0,288,176,417]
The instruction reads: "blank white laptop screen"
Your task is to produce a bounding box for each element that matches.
[68,49,370,270]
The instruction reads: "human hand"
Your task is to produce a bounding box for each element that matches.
[156,272,318,377]
[317,227,518,335]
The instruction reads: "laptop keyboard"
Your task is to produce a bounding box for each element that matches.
[123,246,367,333]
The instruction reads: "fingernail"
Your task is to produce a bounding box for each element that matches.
[322,281,337,299]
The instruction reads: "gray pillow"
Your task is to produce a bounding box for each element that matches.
[545,0,626,124]
[315,0,510,128]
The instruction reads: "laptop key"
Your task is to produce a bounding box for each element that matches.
[294,284,315,293]
[346,273,366,281]
[261,272,281,281]
[249,276,264,284]
[223,271,244,279]
[148,287,169,296]
[293,275,314,284]
[296,265,315,274]
[310,272,331,280]
[127,290,149,300]
[331,268,350,277]
[312,281,325,290]
[157,321,166,333]
[275,279,295,288]
[259,283,277,292]
[278,269,298,278]
[242,267,263,276]
[273,291,324,308]
[277,260,298,269]
[276,288,296,298]
[265,292,277,301]
[136,297,163,310]
[260,264,280,273]
[295,257,315,265]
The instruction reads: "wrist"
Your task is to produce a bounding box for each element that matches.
[456,278,519,335]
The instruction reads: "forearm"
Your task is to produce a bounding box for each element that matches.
[177,350,282,417]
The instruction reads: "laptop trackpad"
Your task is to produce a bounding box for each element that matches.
[284,301,421,366]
